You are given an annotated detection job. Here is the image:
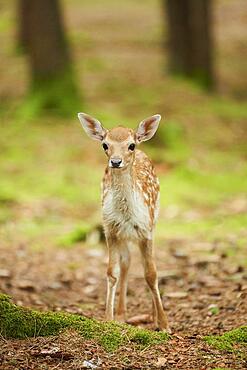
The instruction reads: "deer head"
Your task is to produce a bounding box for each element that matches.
[78,113,161,169]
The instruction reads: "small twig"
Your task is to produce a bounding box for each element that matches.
[140,344,152,354]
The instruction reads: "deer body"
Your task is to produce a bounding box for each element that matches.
[78,113,169,332]
[102,150,158,241]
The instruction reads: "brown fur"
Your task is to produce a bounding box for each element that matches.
[107,126,133,142]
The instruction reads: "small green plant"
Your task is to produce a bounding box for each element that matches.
[209,305,220,315]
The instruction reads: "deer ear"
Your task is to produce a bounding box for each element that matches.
[135,114,161,143]
[78,113,107,141]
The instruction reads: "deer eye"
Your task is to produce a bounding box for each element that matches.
[128,143,135,151]
[102,143,108,151]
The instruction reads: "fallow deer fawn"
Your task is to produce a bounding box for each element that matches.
[78,113,169,332]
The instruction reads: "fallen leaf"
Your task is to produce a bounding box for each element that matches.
[40,347,60,355]
[0,269,11,278]
[193,255,220,268]
[173,334,184,340]
[86,249,104,258]
[126,314,152,325]
[156,357,167,366]
[83,360,99,369]
[83,285,98,298]
[165,292,188,298]
[198,276,221,287]
[48,281,63,290]
[16,280,36,291]
[172,250,188,259]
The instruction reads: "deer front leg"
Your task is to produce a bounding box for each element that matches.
[139,238,169,332]
[105,237,120,321]
[116,243,130,320]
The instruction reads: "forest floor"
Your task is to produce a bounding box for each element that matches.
[1,0,247,368]
[0,224,247,369]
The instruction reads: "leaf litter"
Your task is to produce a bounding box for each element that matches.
[0,231,246,369]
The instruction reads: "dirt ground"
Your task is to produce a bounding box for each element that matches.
[0,231,246,369]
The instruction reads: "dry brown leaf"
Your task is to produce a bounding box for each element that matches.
[156,357,167,367]
[126,314,152,325]
[165,292,188,298]
[0,269,11,278]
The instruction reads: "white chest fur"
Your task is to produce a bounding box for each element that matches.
[102,171,151,240]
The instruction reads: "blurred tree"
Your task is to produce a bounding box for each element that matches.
[164,0,214,89]
[17,0,31,53]
[17,0,80,116]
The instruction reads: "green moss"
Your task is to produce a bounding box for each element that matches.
[57,223,92,248]
[204,326,247,352]
[0,295,169,352]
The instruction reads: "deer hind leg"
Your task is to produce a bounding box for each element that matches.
[139,238,169,332]
[105,236,120,321]
[116,243,131,320]
[152,299,158,327]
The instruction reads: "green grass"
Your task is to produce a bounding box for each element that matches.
[204,327,247,352]
[157,214,247,239]
[1,113,246,254]
[0,294,169,352]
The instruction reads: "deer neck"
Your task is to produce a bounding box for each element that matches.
[110,164,135,191]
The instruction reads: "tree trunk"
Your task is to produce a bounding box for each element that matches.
[18,0,80,115]
[165,0,214,89]
[17,0,31,52]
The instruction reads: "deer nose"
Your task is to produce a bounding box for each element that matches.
[110,158,122,168]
